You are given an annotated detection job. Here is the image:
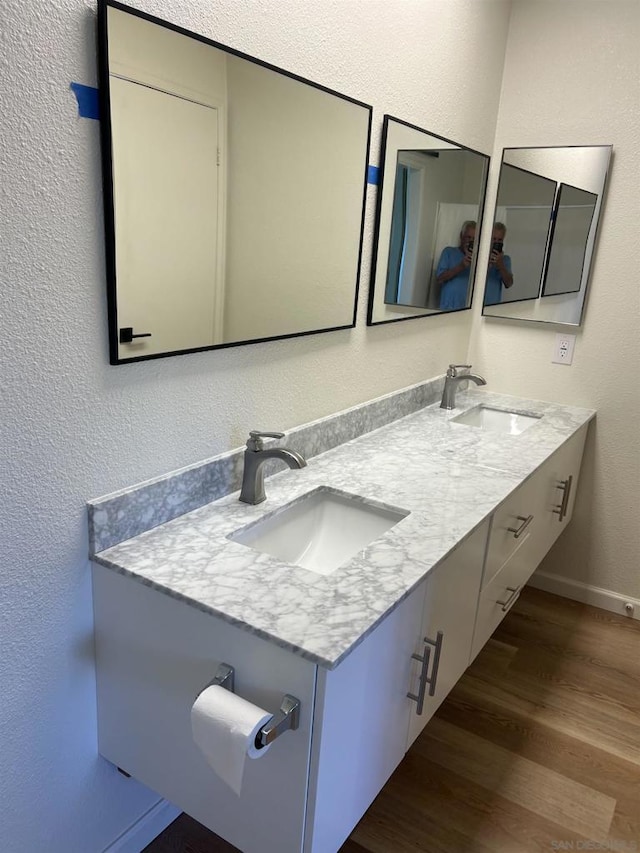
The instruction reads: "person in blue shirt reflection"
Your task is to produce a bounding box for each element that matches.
[437,221,476,310]
[483,223,514,305]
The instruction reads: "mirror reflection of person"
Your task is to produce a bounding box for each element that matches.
[483,223,513,305]
[436,221,476,310]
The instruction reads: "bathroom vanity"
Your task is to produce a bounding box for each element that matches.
[90,381,593,853]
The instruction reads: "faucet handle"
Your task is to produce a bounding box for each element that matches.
[447,363,471,377]
[247,430,285,451]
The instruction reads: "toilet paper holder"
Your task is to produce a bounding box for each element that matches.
[209,663,300,750]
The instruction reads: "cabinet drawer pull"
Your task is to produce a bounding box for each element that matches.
[407,645,431,715]
[407,631,444,714]
[496,585,521,612]
[507,514,534,538]
[552,475,573,522]
[424,631,444,698]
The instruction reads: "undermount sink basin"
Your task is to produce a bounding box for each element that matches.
[229,487,409,576]
[451,405,541,435]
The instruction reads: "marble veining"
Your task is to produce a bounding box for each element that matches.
[88,375,444,553]
[91,385,594,670]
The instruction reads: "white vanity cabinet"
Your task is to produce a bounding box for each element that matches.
[91,413,591,853]
[471,424,588,660]
[92,530,487,853]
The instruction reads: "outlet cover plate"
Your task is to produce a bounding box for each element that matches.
[552,333,576,365]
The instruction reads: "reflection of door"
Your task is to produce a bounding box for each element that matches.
[110,77,222,358]
[385,163,424,305]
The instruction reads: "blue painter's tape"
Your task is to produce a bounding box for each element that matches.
[71,83,100,120]
[367,165,380,185]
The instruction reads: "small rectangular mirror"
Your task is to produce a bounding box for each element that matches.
[483,163,556,307]
[542,183,598,298]
[482,145,612,325]
[367,116,490,326]
[98,0,372,363]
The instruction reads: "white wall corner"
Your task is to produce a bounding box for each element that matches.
[102,800,181,853]
[528,571,640,622]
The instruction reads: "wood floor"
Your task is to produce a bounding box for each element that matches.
[143,588,640,853]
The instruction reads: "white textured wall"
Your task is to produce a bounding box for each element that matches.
[0,0,510,850]
[468,0,640,597]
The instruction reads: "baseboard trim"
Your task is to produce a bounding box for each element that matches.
[102,799,181,853]
[528,571,640,621]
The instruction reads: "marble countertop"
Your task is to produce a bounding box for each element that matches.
[93,390,594,670]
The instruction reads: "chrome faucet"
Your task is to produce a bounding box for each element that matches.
[440,364,487,410]
[239,430,307,504]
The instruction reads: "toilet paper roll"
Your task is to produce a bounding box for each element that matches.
[191,685,273,795]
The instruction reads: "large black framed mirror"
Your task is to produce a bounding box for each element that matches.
[367,116,490,326]
[98,0,372,364]
[482,145,612,325]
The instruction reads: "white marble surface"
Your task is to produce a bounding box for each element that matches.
[92,389,594,670]
[88,376,444,553]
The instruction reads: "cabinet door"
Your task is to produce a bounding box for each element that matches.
[305,580,425,853]
[529,423,588,566]
[407,520,488,748]
[93,565,315,853]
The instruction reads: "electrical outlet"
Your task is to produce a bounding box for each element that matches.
[552,333,576,365]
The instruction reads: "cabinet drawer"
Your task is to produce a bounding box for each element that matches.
[471,531,533,661]
[483,473,540,589]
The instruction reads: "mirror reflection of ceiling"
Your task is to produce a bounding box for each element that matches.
[367,116,490,326]
[482,145,612,326]
[101,1,372,363]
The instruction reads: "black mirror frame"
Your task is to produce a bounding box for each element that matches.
[97,0,373,364]
[367,114,490,327]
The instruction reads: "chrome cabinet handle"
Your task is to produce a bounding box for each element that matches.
[552,475,573,522]
[497,585,521,612]
[407,644,431,716]
[407,630,444,714]
[424,631,444,697]
[563,475,573,518]
[507,514,534,539]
